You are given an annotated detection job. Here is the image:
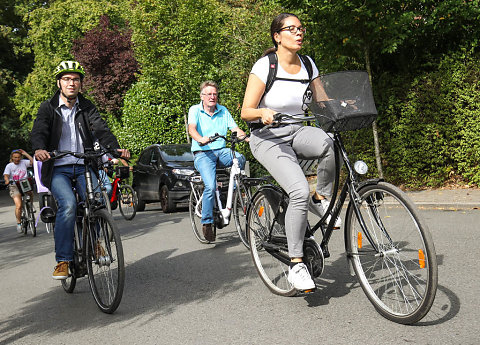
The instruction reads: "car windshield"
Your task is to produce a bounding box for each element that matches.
[160,145,193,162]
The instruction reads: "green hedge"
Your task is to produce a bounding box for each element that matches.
[377,51,480,187]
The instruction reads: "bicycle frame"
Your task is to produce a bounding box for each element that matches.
[110,176,121,204]
[190,153,243,227]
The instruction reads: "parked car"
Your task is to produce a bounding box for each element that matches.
[132,144,195,213]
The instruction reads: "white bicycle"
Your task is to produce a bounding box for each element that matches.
[188,133,268,247]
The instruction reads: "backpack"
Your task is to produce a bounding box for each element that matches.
[261,52,314,102]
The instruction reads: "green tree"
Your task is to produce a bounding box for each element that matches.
[72,15,139,119]
[118,0,282,155]
[280,0,480,180]
[0,0,34,166]
[14,0,126,128]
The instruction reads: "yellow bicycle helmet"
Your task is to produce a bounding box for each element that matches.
[53,60,85,80]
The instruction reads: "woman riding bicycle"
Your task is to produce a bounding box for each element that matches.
[3,149,34,233]
[241,13,339,291]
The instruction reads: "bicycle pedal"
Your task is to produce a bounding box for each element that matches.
[300,288,316,294]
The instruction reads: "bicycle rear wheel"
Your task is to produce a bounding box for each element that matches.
[86,209,125,313]
[189,184,216,243]
[247,187,296,297]
[233,182,251,248]
[102,190,112,215]
[345,182,438,324]
[118,184,137,220]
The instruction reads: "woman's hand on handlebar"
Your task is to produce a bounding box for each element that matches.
[260,108,277,125]
[35,149,51,162]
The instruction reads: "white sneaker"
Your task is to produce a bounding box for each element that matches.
[308,196,342,228]
[288,263,316,291]
[16,223,23,234]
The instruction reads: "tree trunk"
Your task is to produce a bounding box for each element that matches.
[183,105,190,144]
[364,46,383,178]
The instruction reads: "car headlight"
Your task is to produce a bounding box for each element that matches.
[172,169,195,176]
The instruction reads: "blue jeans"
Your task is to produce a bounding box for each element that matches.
[50,165,99,262]
[194,148,246,224]
[98,169,112,198]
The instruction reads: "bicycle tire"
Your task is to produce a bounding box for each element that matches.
[118,184,137,220]
[61,222,79,293]
[102,190,112,215]
[345,181,438,324]
[27,200,36,237]
[46,222,54,234]
[233,182,251,248]
[21,202,28,235]
[86,209,125,313]
[247,186,296,297]
[189,184,216,243]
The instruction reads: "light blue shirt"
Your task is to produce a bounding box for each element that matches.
[55,95,84,166]
[188,101,237,152]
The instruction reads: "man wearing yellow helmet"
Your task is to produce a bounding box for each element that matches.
[31,60,130,280]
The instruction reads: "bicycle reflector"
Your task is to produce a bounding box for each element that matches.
[258,206,264,217]
[357,232,362,249]
[418,249,426,268]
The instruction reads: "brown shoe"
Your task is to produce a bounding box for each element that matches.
[202,223,215,242]
[52,261,69,280]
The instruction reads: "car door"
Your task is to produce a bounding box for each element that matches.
[148,147,162,199]
[133,148,151,199]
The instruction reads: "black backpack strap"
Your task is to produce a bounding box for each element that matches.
[299,54,313,81]
[261,52,278,101]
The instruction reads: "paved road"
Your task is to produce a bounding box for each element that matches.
[0,188,479,344]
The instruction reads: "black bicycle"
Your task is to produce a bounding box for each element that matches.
[246,71,438,324]
[50,149,125,314]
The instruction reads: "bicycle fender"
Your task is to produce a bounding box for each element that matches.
[344,178,384,253]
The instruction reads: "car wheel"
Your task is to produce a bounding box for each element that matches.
[160,185,175,213]
[134,188,146,212]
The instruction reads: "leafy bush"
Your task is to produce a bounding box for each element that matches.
[377,51,480,187]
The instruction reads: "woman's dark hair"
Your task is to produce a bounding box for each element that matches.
[262,13,299,57]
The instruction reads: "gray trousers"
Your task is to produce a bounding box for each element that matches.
[250,124,336,258]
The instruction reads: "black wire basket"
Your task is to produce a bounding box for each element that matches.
[303,71,378,132]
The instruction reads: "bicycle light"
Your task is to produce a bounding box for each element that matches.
[354,160,368,175]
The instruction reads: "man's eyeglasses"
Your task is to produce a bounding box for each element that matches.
[277,25,306,34]
[60,77,81,84]
[201,93,218,98]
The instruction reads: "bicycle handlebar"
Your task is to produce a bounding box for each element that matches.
[49,148,122,161]
[259,113,316,132]
[199,132,249,146]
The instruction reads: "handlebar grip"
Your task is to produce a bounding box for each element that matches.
[199,133,220,146]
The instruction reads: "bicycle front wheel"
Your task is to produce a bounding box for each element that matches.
[233,182,251,248]
[27,201,36,237]
[247,187,296,297]
[86,209,125,313]
[118,184,137,220]
[62,222,79,293]
[345,182,438,324]
[189,184,214,243]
